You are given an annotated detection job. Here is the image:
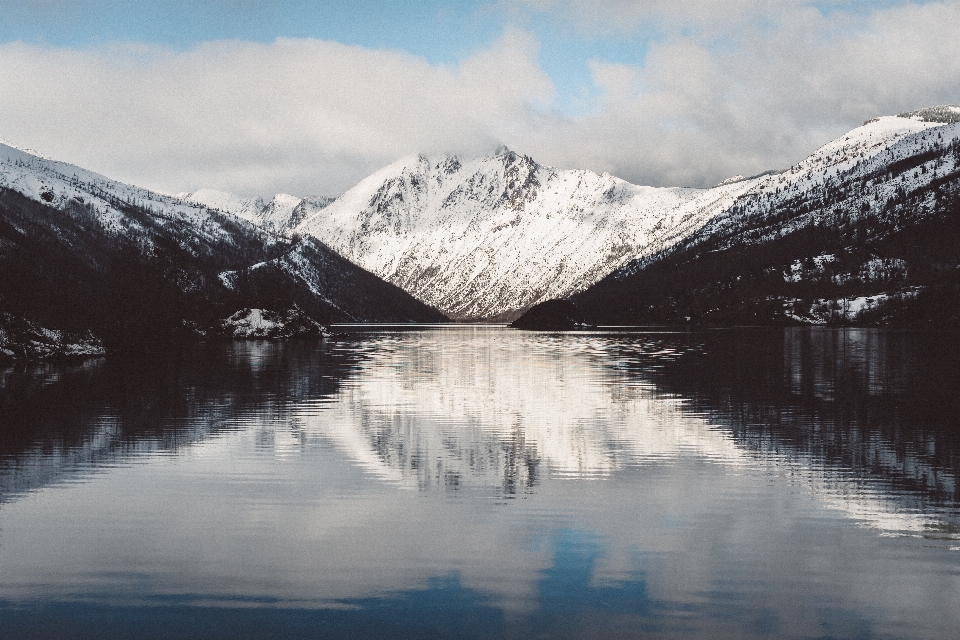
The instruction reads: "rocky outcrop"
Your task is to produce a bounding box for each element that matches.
[216,306,330,339]
[0,312,105,362]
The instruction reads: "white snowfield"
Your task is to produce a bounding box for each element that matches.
[295,151,760,319]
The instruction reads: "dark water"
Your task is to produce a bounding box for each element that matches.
[1,326,959,639]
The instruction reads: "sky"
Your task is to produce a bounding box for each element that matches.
[1,0,958,197]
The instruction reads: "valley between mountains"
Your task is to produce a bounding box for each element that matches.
[2,105,960,358]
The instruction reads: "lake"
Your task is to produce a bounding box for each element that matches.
[1,326,959,639]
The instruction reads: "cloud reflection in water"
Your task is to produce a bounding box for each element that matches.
[1,327,959,639]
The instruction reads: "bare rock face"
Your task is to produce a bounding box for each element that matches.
[217,306,330,339]
[509,299,590,331]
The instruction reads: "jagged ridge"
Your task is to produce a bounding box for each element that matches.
[295,149,756,320]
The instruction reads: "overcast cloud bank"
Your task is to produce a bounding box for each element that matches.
[1,1,958,197]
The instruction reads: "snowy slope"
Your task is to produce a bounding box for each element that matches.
[296,149,758,319]
[0,141,261,250]
[691,114,953,247]
[217,236,447,323]
[577,107,960,325]
[0,141,443,326]
[6,105,955,327]
[179,189,333,235]
[179,188,266,223]
[259,193,303,233]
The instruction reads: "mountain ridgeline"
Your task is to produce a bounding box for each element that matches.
[284,107,959,325]
[2,104,960,353]
[293,150,755,320]
[0,142,444,357]
[574,108,960,327]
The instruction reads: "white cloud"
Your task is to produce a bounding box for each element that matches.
[506,0,960,187]
[0,29,552,197]
[1,2,959,196]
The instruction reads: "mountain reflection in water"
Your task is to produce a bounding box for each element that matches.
[1,327,958,639]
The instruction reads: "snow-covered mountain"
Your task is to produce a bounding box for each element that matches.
[178,189,333,235]
[686,111,955,253]
[0,140,445,351]
[5,104,959,331]
[0,141,259,249]
[576,106,960,325]
[295,150,758,320]
[176,188,265,222]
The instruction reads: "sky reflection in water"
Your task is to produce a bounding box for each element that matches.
[0,327,958,639]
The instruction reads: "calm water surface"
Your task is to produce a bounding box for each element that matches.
[1,326,959,639]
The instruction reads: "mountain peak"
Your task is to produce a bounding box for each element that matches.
[295,146,752,319]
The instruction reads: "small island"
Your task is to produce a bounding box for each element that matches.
[508,299,592,331]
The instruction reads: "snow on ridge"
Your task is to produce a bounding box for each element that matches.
[296,149,760,319]
[5,105,957,322]
[0,139,54,161]
[682,114,960,256]
[0,140,120,192]
[307,109,954,304]
[182,188,266,221]
[0,139,268,252]
[897,105,960,124]
[0,141,312,242]
[0,139,342,323]
[716,174,746,186]
[181,188,337,235]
